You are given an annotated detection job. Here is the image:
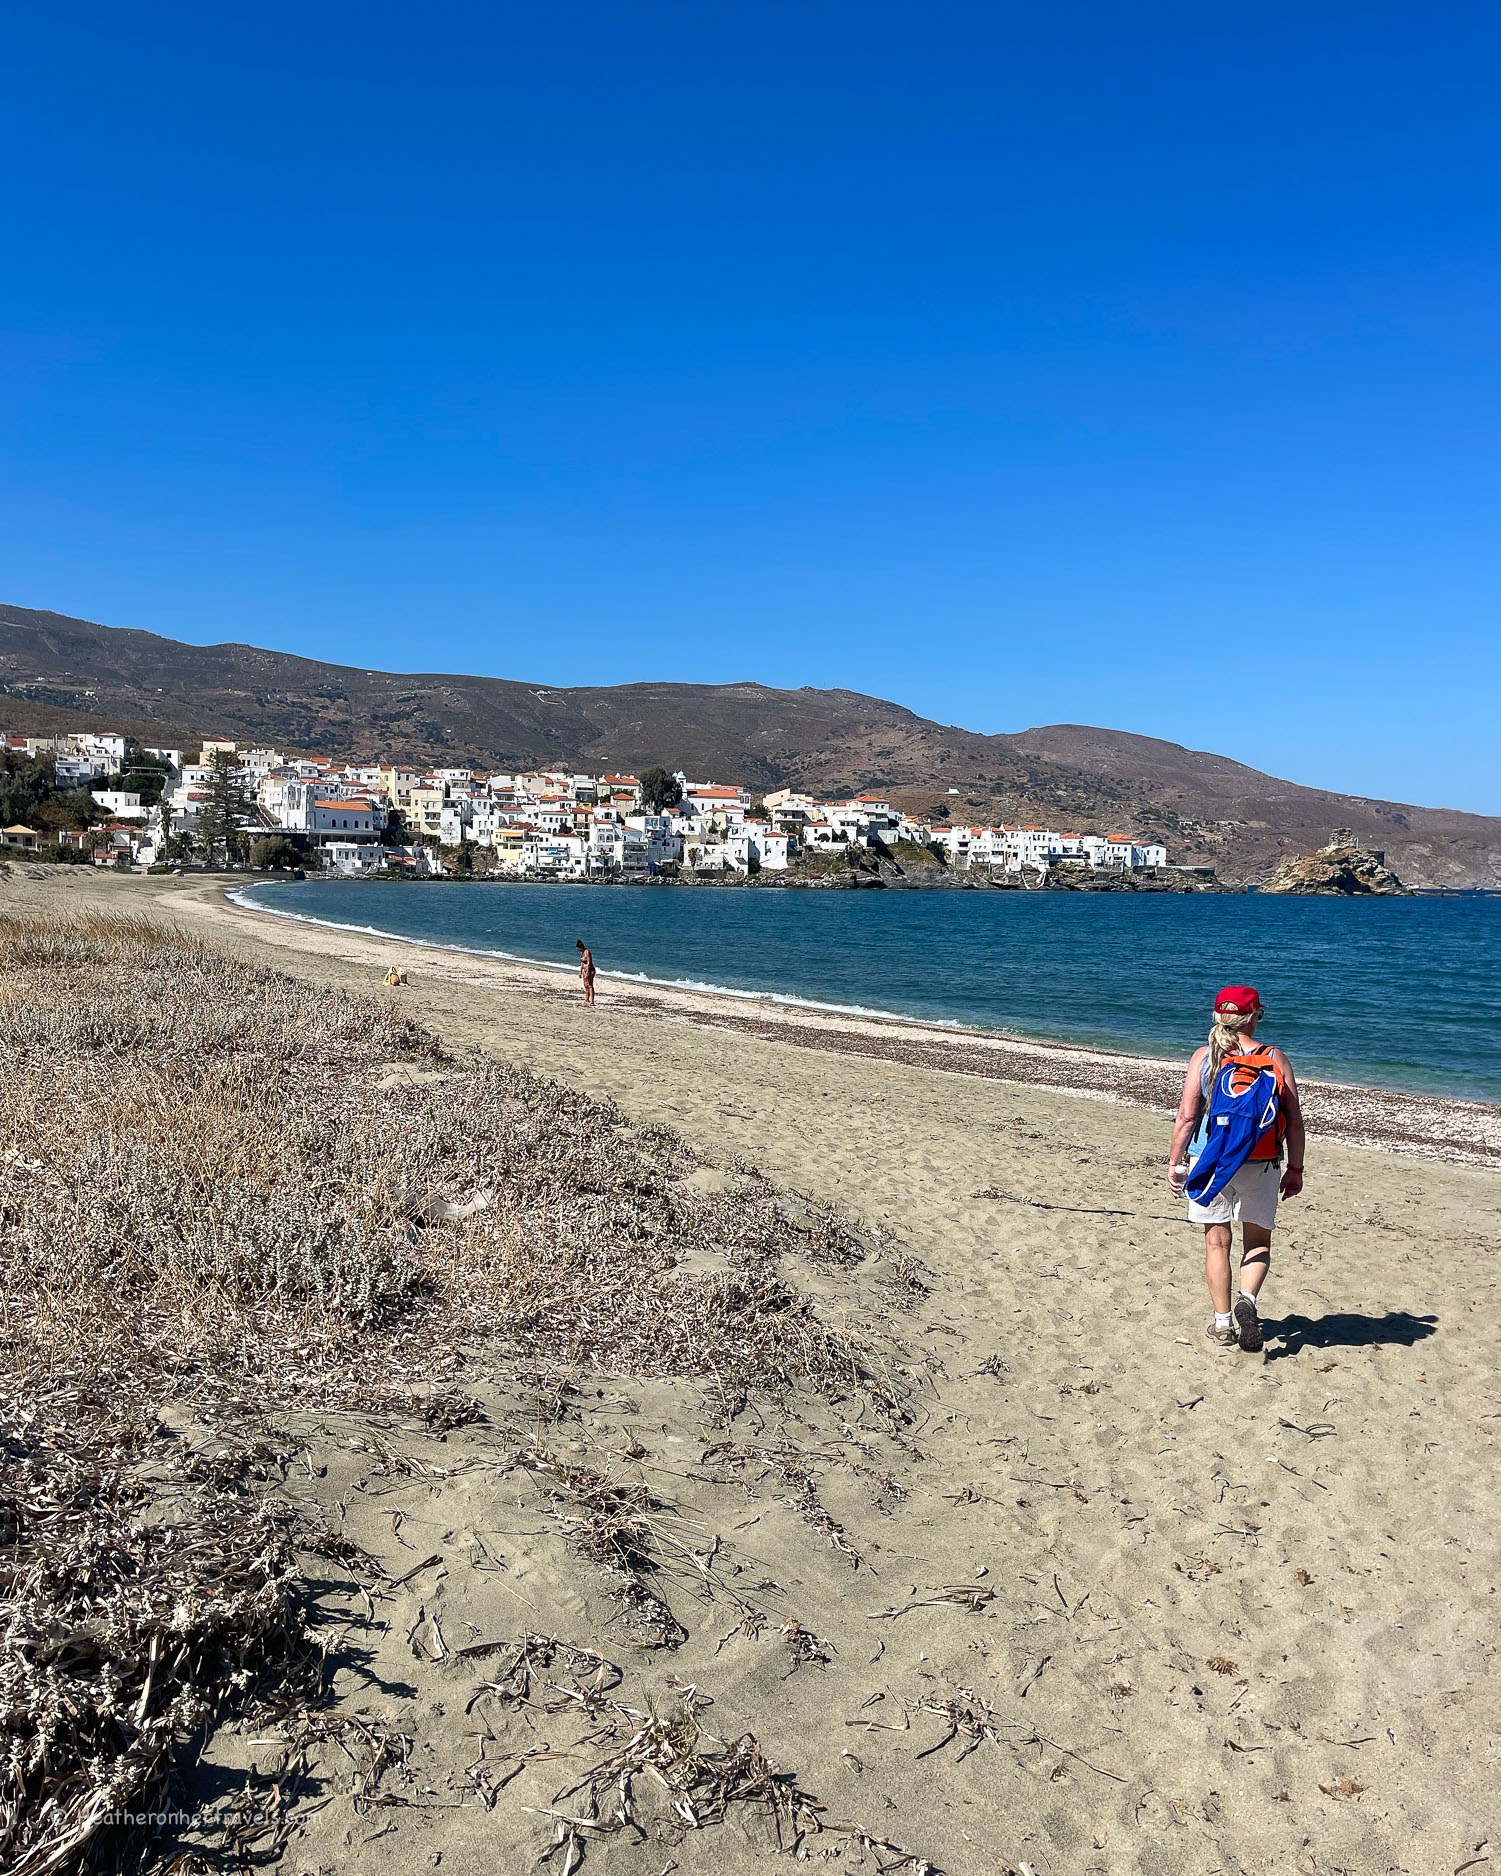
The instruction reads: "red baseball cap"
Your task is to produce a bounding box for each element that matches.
[1214,984,1263,1013]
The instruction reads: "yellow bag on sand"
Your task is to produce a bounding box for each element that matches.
[382,967,409,987]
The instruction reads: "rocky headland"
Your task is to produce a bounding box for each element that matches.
[1261,830,1411,895]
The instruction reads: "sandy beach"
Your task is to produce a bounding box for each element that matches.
[4,863,1498,1875]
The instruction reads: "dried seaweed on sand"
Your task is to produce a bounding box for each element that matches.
[537,1685,933,1872]
[0,1375,319,1876]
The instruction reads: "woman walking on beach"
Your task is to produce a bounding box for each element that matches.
[1168,986,1305,1353]
[576,938,596,1006]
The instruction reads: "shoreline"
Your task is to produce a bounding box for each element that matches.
[10,865,1497,1166]
[206,855,1236,893]
[198,861,1501,896]
[226,878,1501,1165]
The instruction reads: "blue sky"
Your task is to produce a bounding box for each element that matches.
[5,2,1499,811]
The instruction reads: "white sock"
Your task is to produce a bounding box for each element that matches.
[1214,1311,1233,1330]
[1238,1290,1259,1310]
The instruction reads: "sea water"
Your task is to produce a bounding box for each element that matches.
[239,880,1501,1103]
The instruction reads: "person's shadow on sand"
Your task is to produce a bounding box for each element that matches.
[1263,1309,1438,1361]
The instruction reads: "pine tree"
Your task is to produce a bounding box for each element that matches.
[197,751,252,864]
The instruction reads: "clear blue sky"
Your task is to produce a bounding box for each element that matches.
[5,3,1499,811]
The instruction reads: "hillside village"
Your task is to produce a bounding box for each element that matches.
[5,609,1499,889]
[3,729,1183,882]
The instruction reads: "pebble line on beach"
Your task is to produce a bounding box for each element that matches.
[638,1000,1501,1167]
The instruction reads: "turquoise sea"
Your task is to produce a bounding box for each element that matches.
[238,881,1501,1103]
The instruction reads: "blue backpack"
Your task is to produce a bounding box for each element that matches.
[1185,1047,1284,1205]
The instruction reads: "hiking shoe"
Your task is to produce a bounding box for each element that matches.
[1234,1294,1264,1353]
[1205,1320,1238,1349]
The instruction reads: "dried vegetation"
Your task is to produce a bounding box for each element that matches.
[0,1380,318,1874]
[0,912,897,1871]
[0,912,880,1401]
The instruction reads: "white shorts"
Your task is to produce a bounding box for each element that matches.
[1187,1159,1280,1230]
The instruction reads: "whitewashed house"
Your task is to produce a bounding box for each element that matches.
[439,801,508,849]
[281,783,381,844]
[622,813,681,867]
[931,825,976,865]
[69,733,127,771]
[534,802,580,835]
[590,823,646,873]
[681,784,748,822]
[537,833,589,877]
[321,841,385,875]
[1008,828,1064,870]
[90,790,147,820]
[800,818,849,848]
[54,757,107,787]
[1092,835,1165,870]
[725,823,792,871]
[831,799,904,846]
[438,804,470,847]
[676,813,729,870]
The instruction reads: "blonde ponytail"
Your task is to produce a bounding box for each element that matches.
[1208,1007,1259,1079]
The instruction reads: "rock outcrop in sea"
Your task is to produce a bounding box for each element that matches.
[1262,829,1411,895]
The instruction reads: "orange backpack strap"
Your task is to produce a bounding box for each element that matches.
[1240,1046,1288,1153]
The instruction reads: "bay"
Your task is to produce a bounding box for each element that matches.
[239,880,1501,1102]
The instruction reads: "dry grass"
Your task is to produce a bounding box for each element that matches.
[0,910,884,1405]
[0,911,901,1870]
[517,1450,692,1649]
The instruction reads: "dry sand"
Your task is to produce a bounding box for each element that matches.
[7,865,1499,1874]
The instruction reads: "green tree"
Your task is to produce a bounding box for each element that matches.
[197,751,253,864]
[0,754,54,828]
[638,766,683,814]
[250,834,299,869]
[104,745,172,806]
[0,754,96,833]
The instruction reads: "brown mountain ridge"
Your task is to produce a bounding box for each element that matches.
[2,602,1497,887]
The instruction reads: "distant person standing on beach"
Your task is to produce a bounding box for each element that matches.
[576,939,596,1006]
[1167,986,1305,1353]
